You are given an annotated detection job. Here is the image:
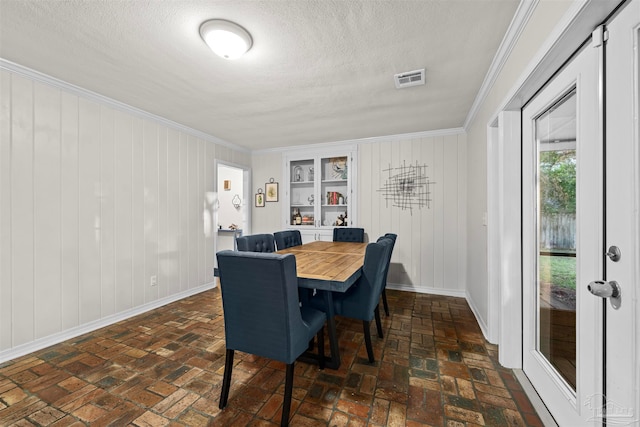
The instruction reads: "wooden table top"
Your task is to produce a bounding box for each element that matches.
[277,241,367,291]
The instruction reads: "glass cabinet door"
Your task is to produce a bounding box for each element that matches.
[288,159,316,227]
[320,156,350,227]
[284,150,355,235]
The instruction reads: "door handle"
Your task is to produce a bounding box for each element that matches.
[587,280,621,309]
[606,245,621,262]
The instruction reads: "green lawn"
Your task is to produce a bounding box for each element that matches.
[539,255,576,290]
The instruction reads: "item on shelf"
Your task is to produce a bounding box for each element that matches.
[338,196,344,205]
[308,194,314,205]
[330,157,348,180]
[293,165,303,182]
[326,191,343,205]
[301,215,314,225]
[308,167,314,181]
[334,214,346,226]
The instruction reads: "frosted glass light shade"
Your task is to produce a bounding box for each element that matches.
[200,19,252,60]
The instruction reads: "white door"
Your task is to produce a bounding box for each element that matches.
[603,0,639,423]
[523,34,602,426]
[522,1,639,424]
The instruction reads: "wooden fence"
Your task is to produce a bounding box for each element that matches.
[540,214,576,250]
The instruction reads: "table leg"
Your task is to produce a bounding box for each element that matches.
[322,290,340,370]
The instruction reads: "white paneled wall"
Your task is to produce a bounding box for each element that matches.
[358,132,467,295]
[0,67,250,360]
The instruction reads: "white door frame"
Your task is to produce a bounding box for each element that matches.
[214,160,252,253]
[522,42,603,425]
[488,0,639,423]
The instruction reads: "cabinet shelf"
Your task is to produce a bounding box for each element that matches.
[321,179,347,183]
[322,204,347,207]
[291,181,314,185]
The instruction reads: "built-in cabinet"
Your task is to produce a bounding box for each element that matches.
[283,147,357,242]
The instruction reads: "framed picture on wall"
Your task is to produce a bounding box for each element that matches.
[255,190,265,207]
[265,178,278,202]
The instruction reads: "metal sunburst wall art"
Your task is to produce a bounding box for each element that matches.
[378,160,434,214]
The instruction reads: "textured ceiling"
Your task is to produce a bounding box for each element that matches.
[0,0,520,151]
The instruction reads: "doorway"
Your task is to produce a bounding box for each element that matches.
[215,161,251,256]
[521,0,638,424]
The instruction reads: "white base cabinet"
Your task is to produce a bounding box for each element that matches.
[283,146,357,239]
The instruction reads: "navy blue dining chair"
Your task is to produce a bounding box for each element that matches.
[332,227,365,242]
[378,233,397,316]
[274,230,303,250]
[309,238,392,363]
[216,250,326,427]
[236,233,275,252]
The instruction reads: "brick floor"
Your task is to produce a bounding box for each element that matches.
[0,289,543,426]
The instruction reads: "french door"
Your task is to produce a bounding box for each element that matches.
[522,0,638,424]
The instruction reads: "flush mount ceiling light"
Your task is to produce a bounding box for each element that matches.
[199,19,253,60]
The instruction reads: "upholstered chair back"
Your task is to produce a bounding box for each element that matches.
[333,238,393,320]
[216,251,313,364]
[332,227,365,243]
[274,230,303,250]
[236,233,275,253]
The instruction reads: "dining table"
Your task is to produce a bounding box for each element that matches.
[277,240,368,369]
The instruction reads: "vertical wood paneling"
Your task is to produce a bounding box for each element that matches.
[356,132,465,293]
[166,128,180,296]
[114,110,133,311]
[0,70,13,350]
[420,137,435,288]
[358,143,372,230]
[205,141,216,282]
[143,120,159,302]
[33,82,62,338]
[198,139,205,286]
[100,107,116,316]
[188,135,198,288]
[397,140,413,284]
[78,98,101,323]
[131,117,145,306]
[11,75,35,345]
[457,135,468,292]
[60,92,79,330]
[1,68,250,358]
[411,139,424,286]
[158,128,168,298]
[373,143,382,237]
[432,136,445,289]
[179,133,189,291]
[443,134,459,291]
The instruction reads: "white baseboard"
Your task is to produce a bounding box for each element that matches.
[0,282,217,365]
[387,283,467,298]
[465,290,492,343]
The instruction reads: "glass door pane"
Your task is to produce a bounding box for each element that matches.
[289,159,315,227]
[536,89,577,390]
[320,156,349,227]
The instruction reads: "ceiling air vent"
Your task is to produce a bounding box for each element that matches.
[394,69,425,89]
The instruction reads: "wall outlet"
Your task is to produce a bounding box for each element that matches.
[150,275,157,287]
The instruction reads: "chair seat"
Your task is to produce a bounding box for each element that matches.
[300,306,326,337]
[331,288,370,321]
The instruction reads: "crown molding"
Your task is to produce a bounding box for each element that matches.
[252,127,466,155]
[463,0,539,130]
[0,58,249,153]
